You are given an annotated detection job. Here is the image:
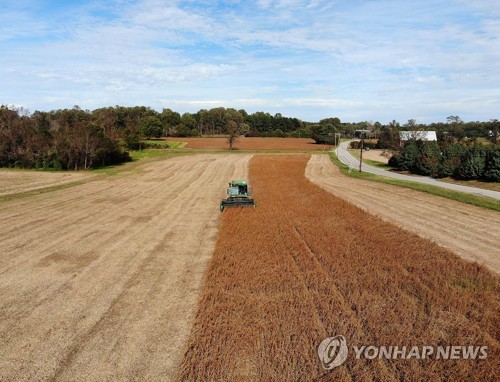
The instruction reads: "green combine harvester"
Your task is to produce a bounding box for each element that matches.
[220,180,256,212]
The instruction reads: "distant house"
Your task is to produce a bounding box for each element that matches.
[399,131,437,142]
[355,129,375,138]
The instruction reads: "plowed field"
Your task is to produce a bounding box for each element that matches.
[177,137,331,151]
[181,155,499,381]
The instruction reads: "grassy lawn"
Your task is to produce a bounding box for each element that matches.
[330,153,500,212]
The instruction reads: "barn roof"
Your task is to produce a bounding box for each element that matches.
[399,131,437,141]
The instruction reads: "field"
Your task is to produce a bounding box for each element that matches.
[0,170,91,197]
[1,153,499,381]
[306,155,500,273]
[358,149,391,163]
[173,137,332,151]
[180,155,499,381]
[0,154,250,381]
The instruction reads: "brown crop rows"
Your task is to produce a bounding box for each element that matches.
[180,155,499,381]
[178,137,332,150]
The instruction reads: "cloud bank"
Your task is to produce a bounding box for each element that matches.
[1,0,499,122]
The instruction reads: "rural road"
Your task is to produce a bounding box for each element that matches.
[336,141,500,200]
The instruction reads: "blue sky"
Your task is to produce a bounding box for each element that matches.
[1,0,499,123]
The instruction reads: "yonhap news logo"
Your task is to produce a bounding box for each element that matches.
[318,335,488,370]
[318,335,348,369]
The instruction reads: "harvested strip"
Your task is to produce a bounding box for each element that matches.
[0,169,92,196]
[305,154,500,273]
[180,155,499,381]
[0,154,251,381]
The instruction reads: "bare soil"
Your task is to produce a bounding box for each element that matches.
[0,154,251,381]
[360,149,391,163]
[306,154,500,273]
[174,137,332,151]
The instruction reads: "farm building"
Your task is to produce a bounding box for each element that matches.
[399,131,437,141]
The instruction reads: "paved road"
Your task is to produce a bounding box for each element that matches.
[335,141,500,201]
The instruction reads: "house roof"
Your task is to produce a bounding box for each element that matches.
[399,131,437,141]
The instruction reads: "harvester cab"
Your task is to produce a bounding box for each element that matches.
[220,180,256,212]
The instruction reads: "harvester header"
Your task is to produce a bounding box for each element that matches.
[220,180,256,211]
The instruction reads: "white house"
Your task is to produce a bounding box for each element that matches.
[399,131,437,142]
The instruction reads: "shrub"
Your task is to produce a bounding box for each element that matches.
[397,141,419,171]
[483,147,500,182]
[437,144,465,178]
[457,145,487,180]
[413,141,440,176]
[388,154,400,167]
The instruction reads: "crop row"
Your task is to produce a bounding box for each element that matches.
[180,155,498,381]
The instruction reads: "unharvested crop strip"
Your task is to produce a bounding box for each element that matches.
[180,155,499,381]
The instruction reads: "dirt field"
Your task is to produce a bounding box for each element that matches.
[306,154,500,274]
[0,170,92,196]
[181,155,499,381]
[0,154,251,381]
[360,149,391,163]
[175,137,332,151]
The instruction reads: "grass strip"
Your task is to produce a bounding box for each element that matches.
[330,152,500,211]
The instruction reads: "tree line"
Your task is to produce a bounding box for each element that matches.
[0,106,133,170]
[388,141,500,182]
[1,104,498,170]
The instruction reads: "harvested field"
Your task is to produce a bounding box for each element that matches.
[306,154,500,273]
[0,154,251,381]
[181,155,499,381]
[0,169,92,196]
[359,149,391,163]
[176,137,331,151]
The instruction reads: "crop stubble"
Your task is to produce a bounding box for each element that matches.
[0,154,251,381]
[180,155,499,381]
[0,170,91,196]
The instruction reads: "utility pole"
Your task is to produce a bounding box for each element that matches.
[359,133,364,172]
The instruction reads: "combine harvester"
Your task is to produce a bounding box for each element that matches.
[220,180,256,212]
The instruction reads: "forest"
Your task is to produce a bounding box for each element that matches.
[0,104,498,170]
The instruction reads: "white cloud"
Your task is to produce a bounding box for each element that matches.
[1,0,499,122]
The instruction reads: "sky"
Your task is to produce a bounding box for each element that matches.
[1,0,499,123]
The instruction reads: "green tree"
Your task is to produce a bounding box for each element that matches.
[311,117,341,144]
[483,147,500,181]
[457,145,487,179]
[181,113,197,130]
[413,141,440,176]
[161,108,181,135]
[396,141,419,171]
[438,144,465,178]
[140,116,163,139]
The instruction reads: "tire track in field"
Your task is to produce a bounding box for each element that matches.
[0,154,251,381]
